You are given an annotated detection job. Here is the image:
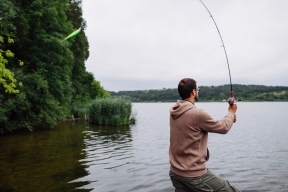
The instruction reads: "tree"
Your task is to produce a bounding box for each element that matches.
[0,36,23,94]
[90,79,110,99]
[0,0,110,134]
[0,2,23,94]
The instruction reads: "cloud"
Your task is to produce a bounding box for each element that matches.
[82,0,288,91]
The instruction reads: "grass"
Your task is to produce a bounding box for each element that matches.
[89,98,136,125]
[67,101,90,119]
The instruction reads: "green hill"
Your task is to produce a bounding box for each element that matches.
[109,84,288,102]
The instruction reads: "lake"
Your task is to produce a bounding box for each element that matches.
[0,102,288,192]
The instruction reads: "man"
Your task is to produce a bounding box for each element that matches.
[169,78,239,192]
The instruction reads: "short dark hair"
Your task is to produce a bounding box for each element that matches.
[178,78,197,99]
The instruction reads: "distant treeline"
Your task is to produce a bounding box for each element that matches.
[110,84,288,102]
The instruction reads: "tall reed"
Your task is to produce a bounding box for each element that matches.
[68,101,90,118]
[89,98,135,125]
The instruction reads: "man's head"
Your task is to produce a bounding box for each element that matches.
[178,78,199,102]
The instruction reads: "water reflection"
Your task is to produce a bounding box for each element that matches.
[0,121,91,192]
[73,103,173,192]
[69,124,133,191]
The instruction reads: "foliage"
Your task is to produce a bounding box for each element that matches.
[0,73,66,133]
[0,0,109,134]
[89,98,135,125]
[90,79,110,99]
[68,101,90,118]
[0,20,22,94]
[110,84,288,102]
[129,111,137,125]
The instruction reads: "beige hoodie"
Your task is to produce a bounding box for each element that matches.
[169,100,234,177]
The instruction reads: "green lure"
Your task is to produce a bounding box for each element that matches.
[62,28,81,41]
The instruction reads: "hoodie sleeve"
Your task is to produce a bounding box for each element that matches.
[197,109,234,134]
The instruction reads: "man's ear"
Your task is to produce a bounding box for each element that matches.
[191,90,194,97]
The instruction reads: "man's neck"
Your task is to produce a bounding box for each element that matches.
[184,98,195,104]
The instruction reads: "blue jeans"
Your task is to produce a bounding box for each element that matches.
[169,170,240,192]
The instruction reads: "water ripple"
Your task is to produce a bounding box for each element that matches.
[70,103,288,192]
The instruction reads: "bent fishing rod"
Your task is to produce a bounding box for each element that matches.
[198,0,235,105]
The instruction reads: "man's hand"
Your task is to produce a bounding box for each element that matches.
[228,100,237,114]
[228,101,237,123]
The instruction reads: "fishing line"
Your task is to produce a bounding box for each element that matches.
[198,0,233,94]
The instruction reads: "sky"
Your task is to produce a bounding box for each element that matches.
[82,0,288,92]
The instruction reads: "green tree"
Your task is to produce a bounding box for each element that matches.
[0,0,110,134]
[0,36,22,94]
[66,0,90,102]
[0,2,22,94]
[90,79,110,99]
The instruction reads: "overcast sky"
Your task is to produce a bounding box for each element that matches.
[82,0,288,92]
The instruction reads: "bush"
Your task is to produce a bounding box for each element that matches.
[89,98,135,125]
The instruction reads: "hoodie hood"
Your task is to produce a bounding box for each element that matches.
[170,100,195,119]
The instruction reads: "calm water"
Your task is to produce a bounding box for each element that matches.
[1,102,288,192]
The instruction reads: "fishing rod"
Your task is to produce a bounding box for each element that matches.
[198,0,235,105]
